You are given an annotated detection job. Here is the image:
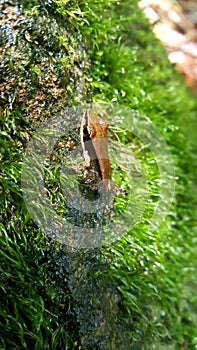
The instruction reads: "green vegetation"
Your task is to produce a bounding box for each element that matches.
[1,0,197,349]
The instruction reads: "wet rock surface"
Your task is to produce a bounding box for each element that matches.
[0,0,91,122]
[139,0,197,94]
[46,246,133,349]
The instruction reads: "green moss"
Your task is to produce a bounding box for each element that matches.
[1,0,197,349]
[79,0,196,348]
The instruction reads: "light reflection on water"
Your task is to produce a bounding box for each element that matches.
[21,102,174,348]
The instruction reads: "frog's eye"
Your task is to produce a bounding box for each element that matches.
[83,126,91,137]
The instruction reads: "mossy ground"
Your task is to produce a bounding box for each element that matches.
[0,0,197,349]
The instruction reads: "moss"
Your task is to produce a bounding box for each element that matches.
[1,0,197,349]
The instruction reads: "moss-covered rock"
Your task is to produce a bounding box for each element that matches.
[0,0,197,349]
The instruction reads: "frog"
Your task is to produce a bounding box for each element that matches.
[80,109,111,191]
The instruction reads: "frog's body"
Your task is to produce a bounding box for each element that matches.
[80,109,111,189]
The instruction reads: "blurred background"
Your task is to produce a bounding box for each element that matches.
[139,0,197,94]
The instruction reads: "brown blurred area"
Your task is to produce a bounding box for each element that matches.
[139,0,197,94]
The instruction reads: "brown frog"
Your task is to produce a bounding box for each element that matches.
[80,109,111,190]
